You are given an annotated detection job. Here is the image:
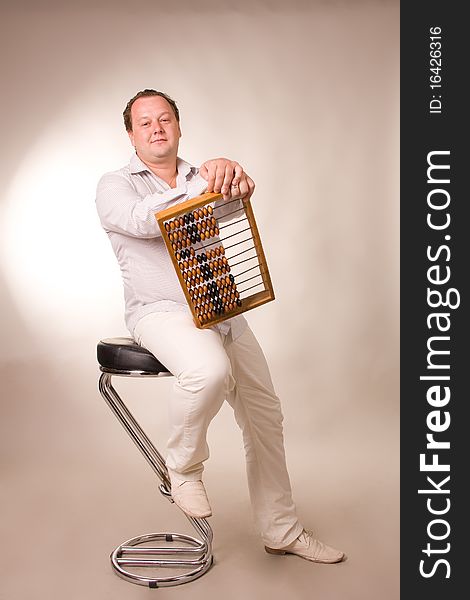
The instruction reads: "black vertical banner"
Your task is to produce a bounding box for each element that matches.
[401,2,468,599]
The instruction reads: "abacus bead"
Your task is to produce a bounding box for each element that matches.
[207,205,213,215]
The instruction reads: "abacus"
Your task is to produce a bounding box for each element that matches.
[155,193,274,329]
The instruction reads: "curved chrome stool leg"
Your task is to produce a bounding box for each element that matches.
[98,371,214,588]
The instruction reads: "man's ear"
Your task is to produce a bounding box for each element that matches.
[127,129,135,147]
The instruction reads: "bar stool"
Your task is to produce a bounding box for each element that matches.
[97,337,214,588]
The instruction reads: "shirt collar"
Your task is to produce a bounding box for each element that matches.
[129,153,197,178]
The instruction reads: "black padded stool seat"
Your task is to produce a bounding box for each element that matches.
[97,337,169,374]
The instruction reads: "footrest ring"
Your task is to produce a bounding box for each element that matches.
[110,532,213,587]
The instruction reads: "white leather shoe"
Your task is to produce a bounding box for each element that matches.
[265,529,345,564]
[169,477,212,519]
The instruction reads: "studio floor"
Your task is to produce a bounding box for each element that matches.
[1,349,399,600]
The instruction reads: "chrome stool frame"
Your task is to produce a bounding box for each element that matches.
[97,338,213,588]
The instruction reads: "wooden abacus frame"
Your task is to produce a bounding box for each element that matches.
[155,192,274,329]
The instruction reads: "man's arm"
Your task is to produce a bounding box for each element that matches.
[96,158,255,239]
[95,172,207,238]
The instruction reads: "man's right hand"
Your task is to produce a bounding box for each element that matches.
[199,158,255,201]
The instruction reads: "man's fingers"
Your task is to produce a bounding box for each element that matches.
[230,163,243,188]
[232,174,255,200]
[221,163,236,195]
[200,158,249,196]
[211,164,226,194]
[237,177,248,199]
[205,164,217,193]
[246,175,255,199]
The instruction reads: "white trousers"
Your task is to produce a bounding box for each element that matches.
[134,310,303,548]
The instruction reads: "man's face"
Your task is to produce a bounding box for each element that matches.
[128,95,181,164]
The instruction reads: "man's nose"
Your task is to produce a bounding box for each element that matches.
[154,123,164,133]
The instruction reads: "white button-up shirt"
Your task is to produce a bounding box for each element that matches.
[96,153,247,338]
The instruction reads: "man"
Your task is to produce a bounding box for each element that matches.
[96,89,344,564]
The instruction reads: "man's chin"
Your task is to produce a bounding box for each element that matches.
[137,149,177,165]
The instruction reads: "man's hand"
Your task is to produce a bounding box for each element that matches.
[199,158,255,201]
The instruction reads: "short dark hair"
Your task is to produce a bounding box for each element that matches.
[123,89,180,131]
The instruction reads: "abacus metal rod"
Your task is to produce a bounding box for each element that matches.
[229,244,256,260]
[231,253,259,269]
[224,235,254,252]
[238,280,265,295]
[212,197,243,210]
[198,226,252,251]
[218,216,248,232]
[236,273,263,287]
[212,206,245,221]
[233,264,261,278]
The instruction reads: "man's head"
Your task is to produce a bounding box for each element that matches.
[124,90,181,166]
[123,89,180,132]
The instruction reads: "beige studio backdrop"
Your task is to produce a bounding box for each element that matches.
[0,1,399,599]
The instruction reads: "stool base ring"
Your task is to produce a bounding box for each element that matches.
[111,532,213,588]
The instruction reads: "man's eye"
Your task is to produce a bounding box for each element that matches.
[161,119,169,123]
[141,122,150,127]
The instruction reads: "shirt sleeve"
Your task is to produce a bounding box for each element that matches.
[96,172,207,238]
